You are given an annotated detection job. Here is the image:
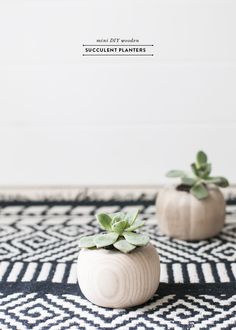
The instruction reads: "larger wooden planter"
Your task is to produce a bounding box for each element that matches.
[156,186,225,240]
[77,243,160,308]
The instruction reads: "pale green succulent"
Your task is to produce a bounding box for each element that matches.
[166,150,229,200]
[78,210,149,253]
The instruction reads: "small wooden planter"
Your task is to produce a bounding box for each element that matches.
[156,186,225,240]
[77,243,160,308]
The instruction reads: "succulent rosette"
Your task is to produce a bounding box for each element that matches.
[78,210,149,253]
[166,150,229,199]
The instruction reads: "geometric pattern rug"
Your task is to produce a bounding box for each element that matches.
[0,195,235,329]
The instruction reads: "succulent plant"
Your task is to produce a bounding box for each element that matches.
[166,150,229,200]
[78,210,149,253]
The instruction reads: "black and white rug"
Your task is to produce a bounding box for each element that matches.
[0,194,235,329]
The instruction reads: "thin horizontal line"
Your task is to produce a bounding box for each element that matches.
[0,282,235,296]
[83,54,154,57]
[83,44,154,47]
[1,121,236,128]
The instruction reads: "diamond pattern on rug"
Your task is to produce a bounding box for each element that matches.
[0,292,235,330]
[0,197,235,329]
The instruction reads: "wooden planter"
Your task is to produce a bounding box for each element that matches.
[77,243,160,308]
[156,186,225,240]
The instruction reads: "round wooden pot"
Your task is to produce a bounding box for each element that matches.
[77,243,160,308]
[156,186,225,240]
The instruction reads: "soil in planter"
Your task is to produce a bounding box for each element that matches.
[176,184,191,193]
[104,245,116,251]
[176,183,208,193]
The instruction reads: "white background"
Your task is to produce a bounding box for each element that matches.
[0,0,236,185]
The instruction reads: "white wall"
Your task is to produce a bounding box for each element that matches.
[0,0,236,185]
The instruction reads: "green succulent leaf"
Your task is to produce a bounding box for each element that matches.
[125,209,140,226]
[195,163,211,180]
[166,170,186,178]
[190,183,209,200]
[201,163,212,178]
[112,220,128,234]
[113,239,136,253]
[207,176,229,188]
[109,212,125,220]
[191,163,199,177]
[123,232,149,246]
[111,215,124,225]
[181,177,197,186]
[125,220,145,232]
[96,213,112,231]
[196,150,207,166]
[78,235,97,248]
[94,232,119,248]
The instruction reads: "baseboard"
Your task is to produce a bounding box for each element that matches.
[0,185,235,201]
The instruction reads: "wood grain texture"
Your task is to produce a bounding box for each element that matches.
[156,186,225,240]
[77,243,160,308]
